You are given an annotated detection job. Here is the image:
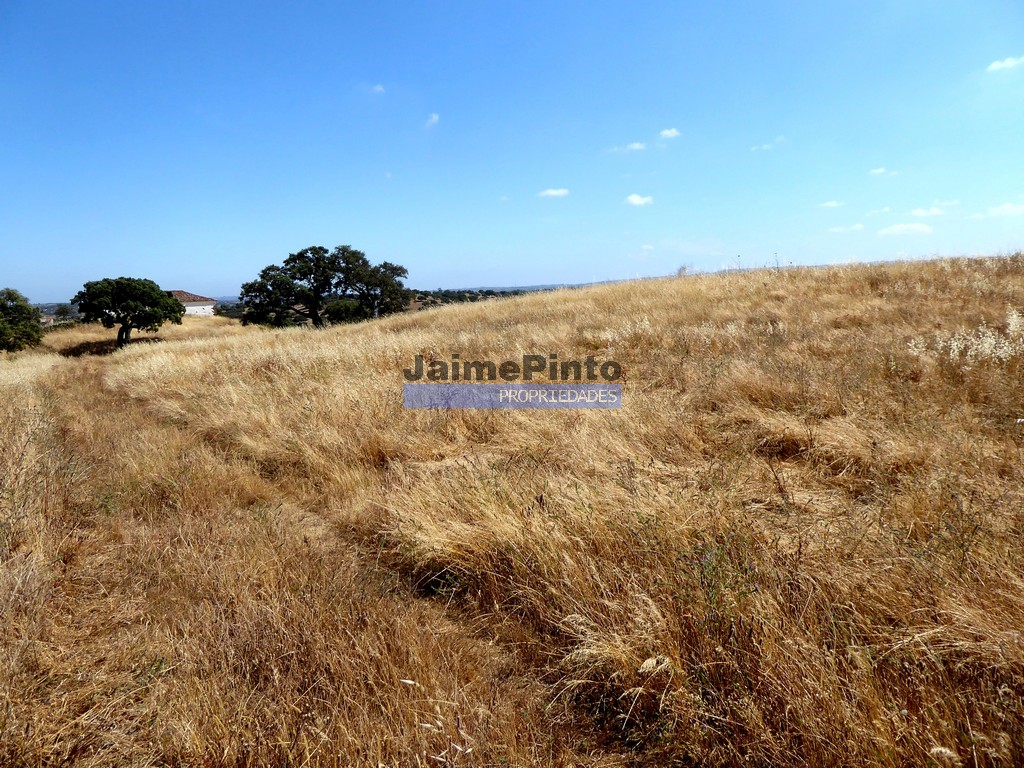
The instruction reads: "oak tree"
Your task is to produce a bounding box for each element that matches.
[0,288,44,352]
[240,245,409,327]
[71,277,185,347]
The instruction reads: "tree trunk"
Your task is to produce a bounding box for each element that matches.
[117,325,132,347]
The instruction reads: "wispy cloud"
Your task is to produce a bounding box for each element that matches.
[538,188,569,198]
[879,223,932,235]
[641,244,655,251]
[625,193,653,206]
[828,224,864,233]
[371,84,385,94]
[751,135,786,152]
[818,200,844,208]
[978,202,1024,218]
[611,141,647,152]
[869,167,898,176]
[935,199,960,207]
[425,113,439,128]
[867,206,892,216]
[912,207,944,217]
[660,128,680,139]
[987,56,1024,72]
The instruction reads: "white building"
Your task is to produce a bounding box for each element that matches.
[169,290,217,316]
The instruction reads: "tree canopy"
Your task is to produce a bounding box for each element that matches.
[0,288,44,352]
[71,277,185,347]
[240,246,409,327]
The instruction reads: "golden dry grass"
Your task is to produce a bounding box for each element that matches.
[33,314,255,357]
[2,256,1024,766]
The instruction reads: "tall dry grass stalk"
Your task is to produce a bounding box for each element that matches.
[1,257,1023,765]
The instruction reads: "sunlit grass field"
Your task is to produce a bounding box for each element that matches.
[2,255,1023,766]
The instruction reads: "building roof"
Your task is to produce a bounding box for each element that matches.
[169,290,217,303]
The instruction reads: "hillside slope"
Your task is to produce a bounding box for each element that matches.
[2,256,1024,766]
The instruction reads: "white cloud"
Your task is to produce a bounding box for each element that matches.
[969,203,1024,219]
[867,206,892,216]
[869,167,887,175]
[641,244,655,250]
[987,56,1024,72]
[538,188,569,198]
[818,200,844,208]
[912,207,944,217]
[626,142,646,151]
[372,84,385,94]
[660,128,680,139]
[879,223,932,235]
[425,113,439,128]
[828,224,864,233]
[625,193,653,206]
[751,135,786,152]
[987,202,1024,217]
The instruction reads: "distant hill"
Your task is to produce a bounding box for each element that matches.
[33,302,76,317]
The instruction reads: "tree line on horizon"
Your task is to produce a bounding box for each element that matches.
[0,245,410,352]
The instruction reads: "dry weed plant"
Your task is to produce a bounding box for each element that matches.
[1,254,1023,766]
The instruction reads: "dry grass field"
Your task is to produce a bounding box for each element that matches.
[2,255,1024,766]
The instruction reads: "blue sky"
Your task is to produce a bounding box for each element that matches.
[1,1,1022,302]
